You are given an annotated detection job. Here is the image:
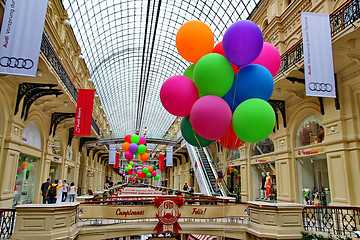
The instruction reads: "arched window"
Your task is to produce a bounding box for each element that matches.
[252,138,274,156]
[296,115,325,147]
[22,121,41,149]
[52,136,62,156]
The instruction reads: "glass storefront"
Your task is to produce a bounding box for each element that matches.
[297,155,331,206]
[252,137,274,156]
[14,154,40,206]
[66,166,74,183]
[49,161,61,182]
[252,162,277,202]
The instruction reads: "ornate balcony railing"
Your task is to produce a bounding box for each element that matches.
[0,208,16,239]
[303,206,360,238]
[277,0,360,76]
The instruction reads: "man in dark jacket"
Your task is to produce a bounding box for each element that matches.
[41,178,51,204]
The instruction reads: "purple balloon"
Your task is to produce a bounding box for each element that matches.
[223,20,263,67]
[129,143,138,153]
[125,151,134,160]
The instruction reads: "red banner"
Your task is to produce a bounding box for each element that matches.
[113,152,119,169]
[74,89,95,136]
[159,155,164,170]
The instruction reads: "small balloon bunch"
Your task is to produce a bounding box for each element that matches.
[137,165,160,180]
[122,134,150,162]
[124,161,138,176]
[17,161,37,176]
[161,20,281,148]
[228,167,240,180]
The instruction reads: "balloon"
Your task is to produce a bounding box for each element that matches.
[138,136,146,145]
[151,165,156,170]
[17,167,22,174]
[28,164,35,171]
[128,170,133,175]
[137,154,143,162]
[137,145,147,154]
[250,42,281,77]
[212,41,240,75]
[143,167,149,173]
[194,53,234,97]
[180,116,213,147]
[160,75,199,117]
[234,169,239,175]
[125,151,134,160]
[146,172,152,178]
[122,142,130,152]
[232,98,276,143]
[184,64,195,81]
[233,64,274,104]
[223,20,263,67]
[21,162,29,170]
[148,166,154,172]
[151,171,156,177]
[154,175,160,180]
[29,169,35,175]
[125,167,129,172]
[138,172,145,179]
[218,123,245,149]
[129,161,134,166]
[30,162,37,166]
[128,165,132,170]
[229,167,234,173]
[221,85,241,112]
[190,95,232,140]
[131,134,140,144]
[129,143,138,153]
[125,135,132,143]
[140,153,150,162]
[176,20,214,63]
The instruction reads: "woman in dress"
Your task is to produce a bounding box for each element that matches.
[56,180,63,204]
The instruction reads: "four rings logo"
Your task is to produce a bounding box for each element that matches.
[0,56,34,69]
[308,82,333,92]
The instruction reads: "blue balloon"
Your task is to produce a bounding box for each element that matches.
[222,85,241,112]
[233,64,274,104]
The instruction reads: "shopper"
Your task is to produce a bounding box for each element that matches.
[46,179,61,204]
[41,178,51,204]
[183,183,188,191]
[62,180,68,202]
[56,180,63,204]
[188,183,194,193]
[68,182,76,202]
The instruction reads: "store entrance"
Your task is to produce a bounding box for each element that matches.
[50,161,61,182]
[252,162,277,202]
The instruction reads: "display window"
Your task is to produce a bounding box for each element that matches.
[49,161,61,183]
[14,154,40,206]
[297,155,331,206]
[66,166,74,183]
[252,138,274,156]
[252,162,277,202]
[52,135,62,156]
[296,115,325,147]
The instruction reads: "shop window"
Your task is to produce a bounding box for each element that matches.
[252,162,277,202]
[52,136,62,156]
[252,138,274,156]
[69,146,73,160]
[22,120,41,149]
[296,115,325,147]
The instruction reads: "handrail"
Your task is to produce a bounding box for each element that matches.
[0,208,16,239]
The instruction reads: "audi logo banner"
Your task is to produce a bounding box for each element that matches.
[0,0,48,77]
[301,12,336,98]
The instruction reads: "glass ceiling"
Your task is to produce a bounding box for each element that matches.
[62,0,262,140]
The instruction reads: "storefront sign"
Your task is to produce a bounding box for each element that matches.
[256,157,270,163]
[297,147,323,156]
[154,197,184,234]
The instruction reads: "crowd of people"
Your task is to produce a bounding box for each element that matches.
[41,178,76,204]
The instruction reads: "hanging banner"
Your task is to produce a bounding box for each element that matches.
[0,0,48,76]
[109,145,116,165]
[166,147,173,167]
[159,154,164,170]
[113,152,119,169]
[74,89,95,136]
[301,12,336,98]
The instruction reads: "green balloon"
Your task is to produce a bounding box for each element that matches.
[138,145,146,154]
[143,167,149,173]
[154,175,160,180]
[28,164,35,171]
[125,167,129,172]
[129,161,134,166]
[194,53,234,97]
[181,116,213,147]
[234,169,239,175]
[131,134,140,144]
[232,98,275,143]
[146,172,152,178]
[184,63,195,81]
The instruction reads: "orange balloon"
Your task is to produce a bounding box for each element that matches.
[122,142,130,152]
[140,152,150,162]
[21,162,30,170]
[176,20,214,63]
[148,166,154,172]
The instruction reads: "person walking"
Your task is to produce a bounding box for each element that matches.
[62,180,68,202]
[56,180,63,204]
[46,179,61,204]
[41,178,51,204]
[68,182,76,202]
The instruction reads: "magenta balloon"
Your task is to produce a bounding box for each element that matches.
[17,167,22,174]
[151,171,156,177]
[160,75,199,117]
[138,136,146,145]
[250,42,281,77]
[223,20,263,67]
[125,151,134,160]
[190,95,232,140]
[129,143,138,153]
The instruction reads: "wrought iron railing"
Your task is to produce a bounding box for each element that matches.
[0,208,16,239]
[303,206,360,238]
[277,0,360,76]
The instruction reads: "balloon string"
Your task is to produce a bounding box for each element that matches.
[223,147,240,180]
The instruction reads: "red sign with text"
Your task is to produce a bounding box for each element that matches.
[74,89,95,136]
[159,154,164,170]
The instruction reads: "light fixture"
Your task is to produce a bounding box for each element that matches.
[64,20,71,26]
[330,126,335,132]
[280,140,284,144]
[36,70,42,77]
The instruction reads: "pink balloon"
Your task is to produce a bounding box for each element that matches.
[160,75,199,117]
[250,42,281,77]
[17,167,22,174]
[138,136,146,145]
[125,151,134,160]
[151,171,156,177]
[30,162,37,166]
[190,95,232,140]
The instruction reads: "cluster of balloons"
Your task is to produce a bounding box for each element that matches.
[161,20,280,146]
[123,161,161,181]
[122,134,150,162]
[124,161,138,176]
[17,161,37,176]
[228,167,239,180]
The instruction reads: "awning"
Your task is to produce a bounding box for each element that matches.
[188,234,217,240]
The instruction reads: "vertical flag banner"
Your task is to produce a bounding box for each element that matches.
[113,152,119,169]
[74,89,95,136]
[301,12,336,98]
[159,154,164,170]
[166,147,173,166]
[0,0,48,76]
[108,145,116,165]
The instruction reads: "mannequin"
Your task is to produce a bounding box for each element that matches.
[260,172,266,199]
[302,187,311,205]
[265,172,271,200]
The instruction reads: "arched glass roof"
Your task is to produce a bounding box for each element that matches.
[62,0,262,139]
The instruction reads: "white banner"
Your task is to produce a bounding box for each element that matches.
[301,12,336,98]
[108,145,116,165]
[155,169,162,187]
[166,147,173,166]
[0,0,48,77]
